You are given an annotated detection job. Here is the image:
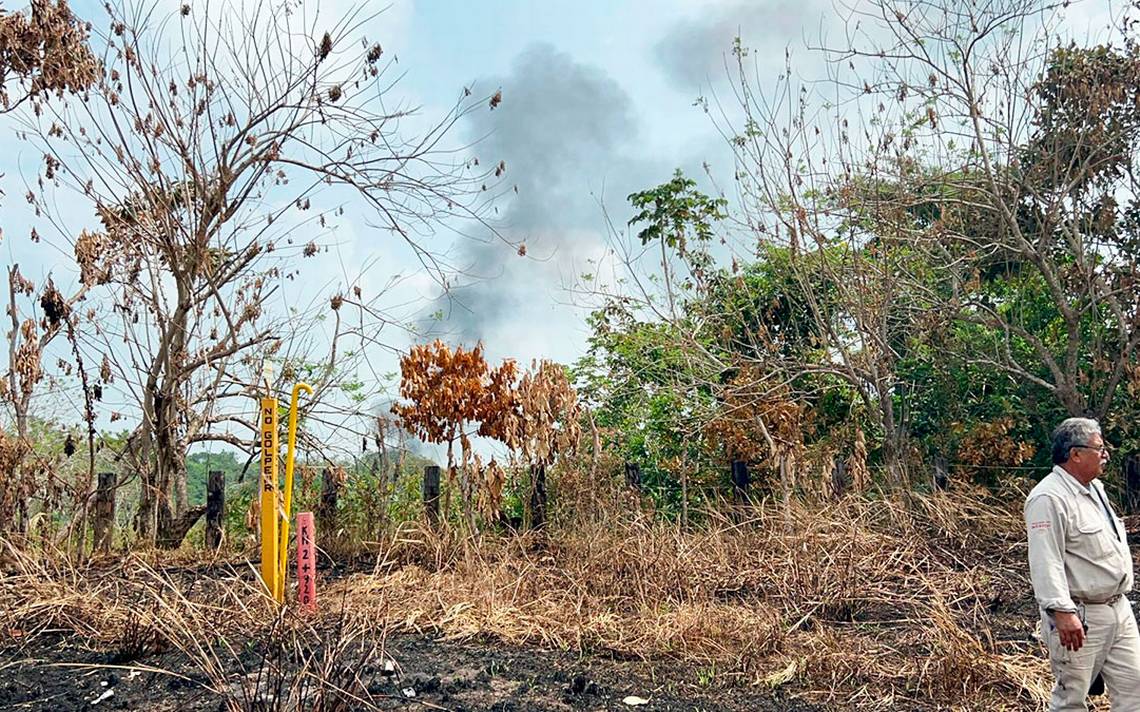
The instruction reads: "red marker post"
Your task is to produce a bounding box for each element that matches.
[296,512,317,613]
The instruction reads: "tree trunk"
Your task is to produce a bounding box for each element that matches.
[731,460,749,503]
[442,434,455,523]
[156,505,206,549]
[831,460,847,499]
[136,285,192,545]
[319,468,339,532]
[173,464,188,515]
[933,455,949,491]
[529,464,547,530]
[883,440,905,490]
[6,265,32,535]
[1059,381,1089,419]
[93,472,116,554]
[625,462,641,490]
[880,395,906,489]
[394,431,406,487]
[135,389,186,544]
[134,423,159,541]
[423,465,441,527]
[205,470,225,550]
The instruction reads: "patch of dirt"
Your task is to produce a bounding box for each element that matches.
[0,632,823,711]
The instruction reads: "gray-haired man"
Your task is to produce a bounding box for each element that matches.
[1026,417,1140,710]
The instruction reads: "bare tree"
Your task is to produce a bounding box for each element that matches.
[24,0,504,545]
[1,0,97,429]
[688,36,916,486]
[0,0,97,537]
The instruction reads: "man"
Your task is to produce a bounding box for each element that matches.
[1026,417,1140,710]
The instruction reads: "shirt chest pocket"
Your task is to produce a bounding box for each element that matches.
[1071,506,1113,559]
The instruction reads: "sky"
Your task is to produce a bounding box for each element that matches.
[0,0,1122,456]
[2,0,838,410]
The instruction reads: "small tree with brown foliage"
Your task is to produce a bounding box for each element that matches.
[508,360,581,527]
[395,344,581,529]
[393,341,514,527]
[704,364,805,508]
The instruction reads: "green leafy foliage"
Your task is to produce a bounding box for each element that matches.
[628,169,727,249]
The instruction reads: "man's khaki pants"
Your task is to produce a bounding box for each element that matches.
[1043,598,1140,710]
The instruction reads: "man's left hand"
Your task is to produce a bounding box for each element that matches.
[1053,610,1086,652]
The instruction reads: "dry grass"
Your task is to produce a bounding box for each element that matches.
[329,486,1054,709]
[0,485,1068,710]
[0,541,400,710]
[1,542,266,646]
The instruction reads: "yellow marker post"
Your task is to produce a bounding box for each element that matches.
[276,382,312,603]
[259,396,279,599]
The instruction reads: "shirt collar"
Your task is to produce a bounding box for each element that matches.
[1052,464,1097,497]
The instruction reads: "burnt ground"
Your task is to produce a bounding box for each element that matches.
[0,632,824,712]
[1,523,1093,712]
[0,565,1061,712]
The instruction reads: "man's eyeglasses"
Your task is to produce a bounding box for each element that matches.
[1074,444,1111,457]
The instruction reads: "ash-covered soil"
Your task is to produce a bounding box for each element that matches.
[0,631,823,711]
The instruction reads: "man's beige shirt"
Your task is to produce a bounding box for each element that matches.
[1025,465,1133,612]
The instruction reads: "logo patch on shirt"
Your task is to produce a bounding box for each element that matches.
[1030,520,1052,530]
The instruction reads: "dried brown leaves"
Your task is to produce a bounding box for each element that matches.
[704,364,804,465]
[513,360,581,467]
[393,340,492,449]
[0,0,98,111]
[12,319,41,395]
[394,344,582,519]
[395,343,581,468]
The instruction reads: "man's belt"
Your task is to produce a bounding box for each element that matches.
[1074,594,1123,606]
